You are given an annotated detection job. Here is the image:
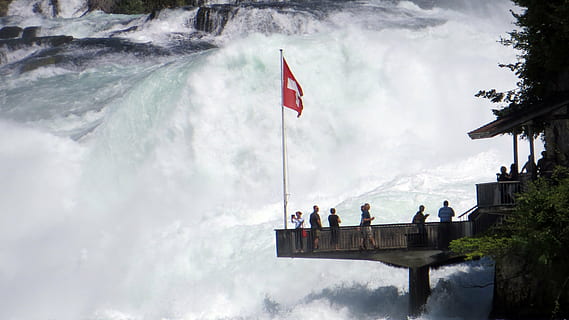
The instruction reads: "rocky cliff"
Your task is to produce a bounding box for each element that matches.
[492,254,569,319]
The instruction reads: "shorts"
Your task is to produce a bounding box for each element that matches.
[361,226,373,239]
[312,228,321,239]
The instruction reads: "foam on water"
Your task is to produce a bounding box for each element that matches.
[0,1,540,319]
[7,0,88,18]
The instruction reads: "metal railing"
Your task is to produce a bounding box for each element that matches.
[275,221,473,257]
[457,205,477,220]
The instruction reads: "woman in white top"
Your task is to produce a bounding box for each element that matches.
[292,211,305,252]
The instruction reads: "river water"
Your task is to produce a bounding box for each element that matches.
[0,0,535,319]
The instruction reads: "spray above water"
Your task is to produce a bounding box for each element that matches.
[0,0,527,319]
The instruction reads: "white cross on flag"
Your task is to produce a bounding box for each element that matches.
[282,58,304,117]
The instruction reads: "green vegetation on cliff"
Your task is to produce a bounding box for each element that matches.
[452,1,569,317]
[457,0,569,265]
[450,168,569,265]
[451,168,569,317]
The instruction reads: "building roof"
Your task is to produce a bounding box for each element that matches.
[468,94,569,140]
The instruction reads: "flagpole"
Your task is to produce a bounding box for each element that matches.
[280,49,289,229]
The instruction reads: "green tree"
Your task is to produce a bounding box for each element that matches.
[451,167,569,264]
[476,0,569,134]
[509,168,569,265]
[451,168,569,317]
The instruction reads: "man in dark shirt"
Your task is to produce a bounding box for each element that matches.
[328,208,342,250]
[412,205,429,234]
[537,151,555,178]
[309,205,322,250]
[412,205,429,244]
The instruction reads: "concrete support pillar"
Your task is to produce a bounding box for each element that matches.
[409,266,430,316]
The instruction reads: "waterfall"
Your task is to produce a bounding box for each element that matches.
[0,1,531,319]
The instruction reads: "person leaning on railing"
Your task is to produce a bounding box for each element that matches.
[412,205,429,234]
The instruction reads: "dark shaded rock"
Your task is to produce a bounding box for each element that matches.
[0,26,22,39]
[87,0,117,14]
[108,25,138,38]
[87,0,213,15]
[22,26,41,39]
[492,254,569,319]
[69,37,171,56]
[20,54,65,72]
[31,35,73,46]
[194,5,236,35]
[0,35,74,49]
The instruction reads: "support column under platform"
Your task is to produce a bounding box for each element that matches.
[409,266,430,316]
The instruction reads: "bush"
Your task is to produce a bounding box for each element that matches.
[451,167,569,266]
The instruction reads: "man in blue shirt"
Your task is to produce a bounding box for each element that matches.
[438,200,455,222]
[437,200,455,248]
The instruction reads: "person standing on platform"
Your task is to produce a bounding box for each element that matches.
[412,205,429,234]
[328,208,342,250]
[291,211,305,253]
[509,163,519,181]
[309,205,322,250]
[521,155,537,180]
[537,151,555,178]
[497,166,511,181]
[438,200,455,222]
[437,200,455,249]
[359,203,377,250]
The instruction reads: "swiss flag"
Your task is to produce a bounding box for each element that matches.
[282,58,304,117]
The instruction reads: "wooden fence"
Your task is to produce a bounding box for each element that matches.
[275,221,473,257]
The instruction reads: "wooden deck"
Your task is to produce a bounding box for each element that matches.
[275,221,473,268]
[274,181,522,315]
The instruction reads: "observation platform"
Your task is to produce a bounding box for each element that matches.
[275,222,471,267]
[274,180,523,315]
[275,222,472,315]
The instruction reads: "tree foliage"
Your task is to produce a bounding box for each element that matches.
[450,167,569,266]
[476,1,569,131]
[509,167,569,265]
[448,235,513,261]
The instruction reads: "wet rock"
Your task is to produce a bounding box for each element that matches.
[194,5,236,35]
[0,26,22,39]
[20,54,65,72]
[22,26,41,40]
[0,35,74,49]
